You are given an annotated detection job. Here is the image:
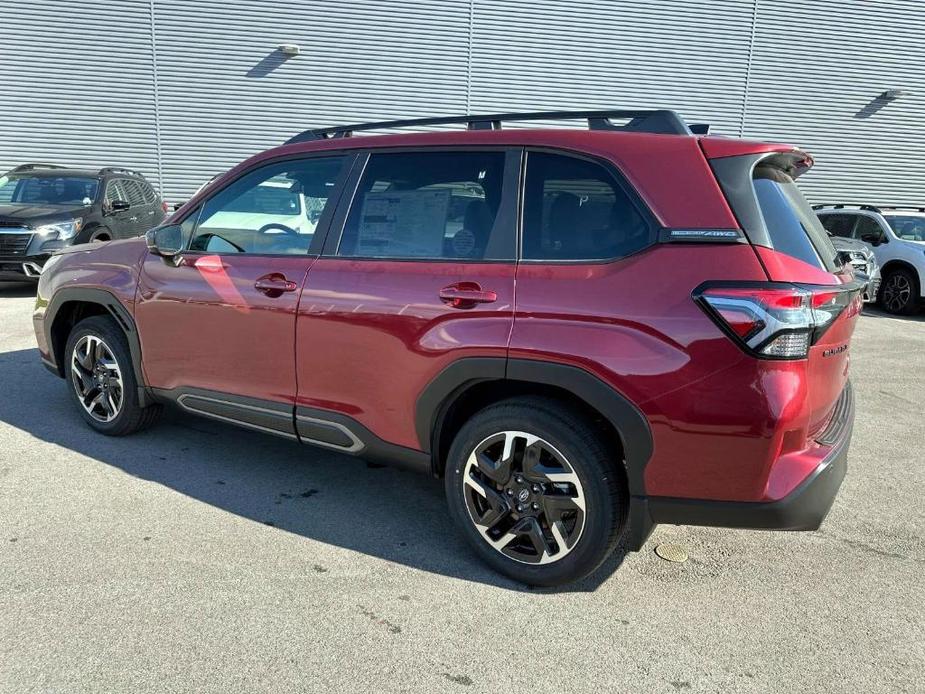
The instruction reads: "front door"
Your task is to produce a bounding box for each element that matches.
[134,154,351,435]
[294,149,519,451]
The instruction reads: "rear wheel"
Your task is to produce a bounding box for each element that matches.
[444,398,626,586]
[879,268,919,315]
[64,315,162,435]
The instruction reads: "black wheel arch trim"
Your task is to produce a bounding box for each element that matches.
[416,357,654,496]
[879,259,922,288]
[44,287,153,407]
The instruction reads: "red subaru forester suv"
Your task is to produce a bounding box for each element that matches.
[33,110,860,586]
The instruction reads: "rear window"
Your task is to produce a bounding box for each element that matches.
[753,166,838,271]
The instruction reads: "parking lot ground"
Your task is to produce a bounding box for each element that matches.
[0,283,922,693]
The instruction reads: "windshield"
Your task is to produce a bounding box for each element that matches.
[220,180,302,216]
[753,165,839,271]
[884,215,925,241]
[0,174,99,206]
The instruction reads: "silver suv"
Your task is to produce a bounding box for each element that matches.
[815,204,925,315]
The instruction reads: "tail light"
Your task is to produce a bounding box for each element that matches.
[694,282,860,359]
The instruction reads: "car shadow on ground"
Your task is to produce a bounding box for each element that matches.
[0,346,627,592]
[0,282,37,298]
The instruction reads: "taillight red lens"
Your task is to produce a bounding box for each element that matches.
[695,283,855,360]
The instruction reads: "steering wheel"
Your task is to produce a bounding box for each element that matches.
[257,222,298,236]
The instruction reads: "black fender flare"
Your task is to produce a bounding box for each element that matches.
[416,357,654,496]
[880,259,922,289]
[44,287,152,407]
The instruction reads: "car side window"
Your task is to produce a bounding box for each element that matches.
[336,151,507,260]
[521,152,652,261]
[121,179,146,208]
[190,156,346,255]
[105,180,126,205]
[819,214,856,238]
[853,216,882,240]
[139,181,157,205]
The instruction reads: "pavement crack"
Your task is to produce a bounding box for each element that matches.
[816,531,922,564]
[358,605,401,634]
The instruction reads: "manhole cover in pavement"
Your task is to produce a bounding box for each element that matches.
[654,543,688,563]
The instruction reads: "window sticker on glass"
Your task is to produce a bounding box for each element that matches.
[357,189,450,257]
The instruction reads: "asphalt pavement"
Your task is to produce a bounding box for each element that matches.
[0,282,922,693]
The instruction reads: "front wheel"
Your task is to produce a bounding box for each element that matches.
[64,315,162,435]
[445,398,627,586]
[879,268,920,315]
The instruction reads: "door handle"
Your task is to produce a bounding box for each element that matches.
[255,273,298,297]
[439,282,498,309]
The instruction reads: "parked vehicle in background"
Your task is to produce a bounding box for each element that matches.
[828,234,880,302]
[33,109,861,586]
[173,173,223,211]
[815,204,925,314]
[0,164,166,282]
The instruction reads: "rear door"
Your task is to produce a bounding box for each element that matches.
[138,178,166,230]
[293,149,519,452]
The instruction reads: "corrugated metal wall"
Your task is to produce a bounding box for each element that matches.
[1,0,923,205]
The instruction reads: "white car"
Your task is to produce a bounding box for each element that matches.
[815,204,925,315]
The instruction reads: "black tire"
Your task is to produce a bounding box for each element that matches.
[879,268,920,315]
[444,397,627,587]
[64,315,162,436]
[88,227,112,243]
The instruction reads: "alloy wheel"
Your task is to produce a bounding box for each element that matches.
[70,335,124,423]
[882,273,912,313]
[462,431,586,565]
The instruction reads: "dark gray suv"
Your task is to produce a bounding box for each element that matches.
[0,164,166,282]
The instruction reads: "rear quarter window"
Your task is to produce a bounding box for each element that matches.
[753,166,838,271]
[522,152,652,261]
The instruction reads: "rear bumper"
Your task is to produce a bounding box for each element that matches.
[628,382,853,548]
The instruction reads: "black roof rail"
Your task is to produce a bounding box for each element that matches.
[98,166,142,177]
[811,203,882,213]
[10,162,68,172]
[285,109,694,144]
[877,205,925,213]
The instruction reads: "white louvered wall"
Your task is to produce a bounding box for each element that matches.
[1,0,923,206]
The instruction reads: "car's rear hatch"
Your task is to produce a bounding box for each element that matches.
[700,138,862,437]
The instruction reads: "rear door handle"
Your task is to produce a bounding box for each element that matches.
[439,282,498,309]
[255,273,298,297]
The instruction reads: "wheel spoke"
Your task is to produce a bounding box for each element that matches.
[511,517,553,560]
[71,360,95,392]
[464,471,511,526]
[86,390,104,413]
[541,492,584,522]
[79,340,95,371]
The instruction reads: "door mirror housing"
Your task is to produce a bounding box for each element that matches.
[146,224,184,258]
[109,200,130,213]
[860,232,886,246]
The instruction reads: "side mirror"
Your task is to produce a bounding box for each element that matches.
[110,200,130,212]
[860,232,886,246]
[146,224,184,258]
